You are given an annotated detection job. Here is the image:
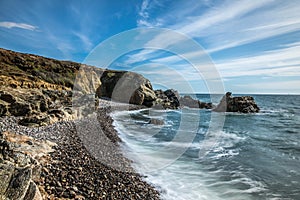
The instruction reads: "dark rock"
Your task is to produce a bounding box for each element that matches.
[213,92,260,113]
[0,163,15,194]
[0,101,8,116]
[0,92,16,103]
[5,167,32,199]
[19,114,50,127]
[164,89,180,108]
[199,102,213,109]
[179,95,199,108]
[9,101,32,116]
[96,70,156,106]
[154,89,180,109]
[23,181,40,200]
[148,118,164,125]
[179,95,214,109]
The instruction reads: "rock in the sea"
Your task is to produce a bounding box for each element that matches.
[148,118,164,125]
[96,70,157,106]
[213,92,260,113]
[153,89,180,109]
[179,95,213,109]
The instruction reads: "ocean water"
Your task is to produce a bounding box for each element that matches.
[112,95,300,200]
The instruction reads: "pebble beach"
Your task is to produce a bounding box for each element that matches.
[0,99,160,199]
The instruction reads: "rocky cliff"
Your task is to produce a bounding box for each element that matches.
[0,48,104,126]
[0,48,104,93]
[0,48,260,127]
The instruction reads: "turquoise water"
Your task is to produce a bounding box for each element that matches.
[112,95,300,200]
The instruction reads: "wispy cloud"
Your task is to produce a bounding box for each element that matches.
[137,0,300,53]
[216,42,300,77]
[73,32,93,52]
[0,21,37,31]
[137,0,163,27]
[176,0,272,35]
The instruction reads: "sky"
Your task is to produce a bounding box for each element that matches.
[0,0,300,94]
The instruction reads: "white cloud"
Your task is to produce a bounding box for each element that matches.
[137,0,300,53]
[139,0,150,19]
[176,0,272,35]
[216,42,300,77]
[0,21,37,31]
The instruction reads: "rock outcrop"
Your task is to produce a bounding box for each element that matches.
[153,89,180,109]
[96,70,157,107]
[179,95,214,109]
[213,92,260,113]
[0,131,56,200]
[0,87,75,126]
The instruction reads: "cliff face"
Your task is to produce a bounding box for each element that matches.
[0,48,104,93]
[0,48,99,126]
[0,48,259,125]
[0,48,186,126]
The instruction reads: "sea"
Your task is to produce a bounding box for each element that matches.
[112,94,300,200]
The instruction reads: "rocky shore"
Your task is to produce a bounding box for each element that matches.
[0,47,260,199]
[0,100,159,199]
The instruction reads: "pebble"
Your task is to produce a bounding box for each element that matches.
[0,102,160,199]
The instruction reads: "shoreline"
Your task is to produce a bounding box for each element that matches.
[0,100,160,199]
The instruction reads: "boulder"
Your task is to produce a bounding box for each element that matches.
[213,92,260,113]
[164,89,180,108]
[153,89,180,109]
[96,70,156,106]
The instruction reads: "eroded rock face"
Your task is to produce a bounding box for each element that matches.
[0,131,56,200]
[96,70,157,106]
[213,92,260,113]
[0,87,75,126]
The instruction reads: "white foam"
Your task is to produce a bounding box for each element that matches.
[112,110,267,200]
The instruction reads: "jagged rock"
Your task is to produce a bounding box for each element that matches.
[5,167,32,200]
[0,100,9,116]
[153,89,181,109]
[0,87,75,126]
[73,66,103,94]
[96,70,156,106]
[0,131,55,200]
[164,89,180,108]
[199,102,213,109]
[213,92,260,113]
[9,101,32,116]
[0,163,15,195]
[23,181,43,200]
[178,95,214,109]
[0,92,16,103]
[148,118,164,125]
[19,114,50,127]
[179,95,199,108]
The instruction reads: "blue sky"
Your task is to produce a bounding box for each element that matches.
[0,0,300,94]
